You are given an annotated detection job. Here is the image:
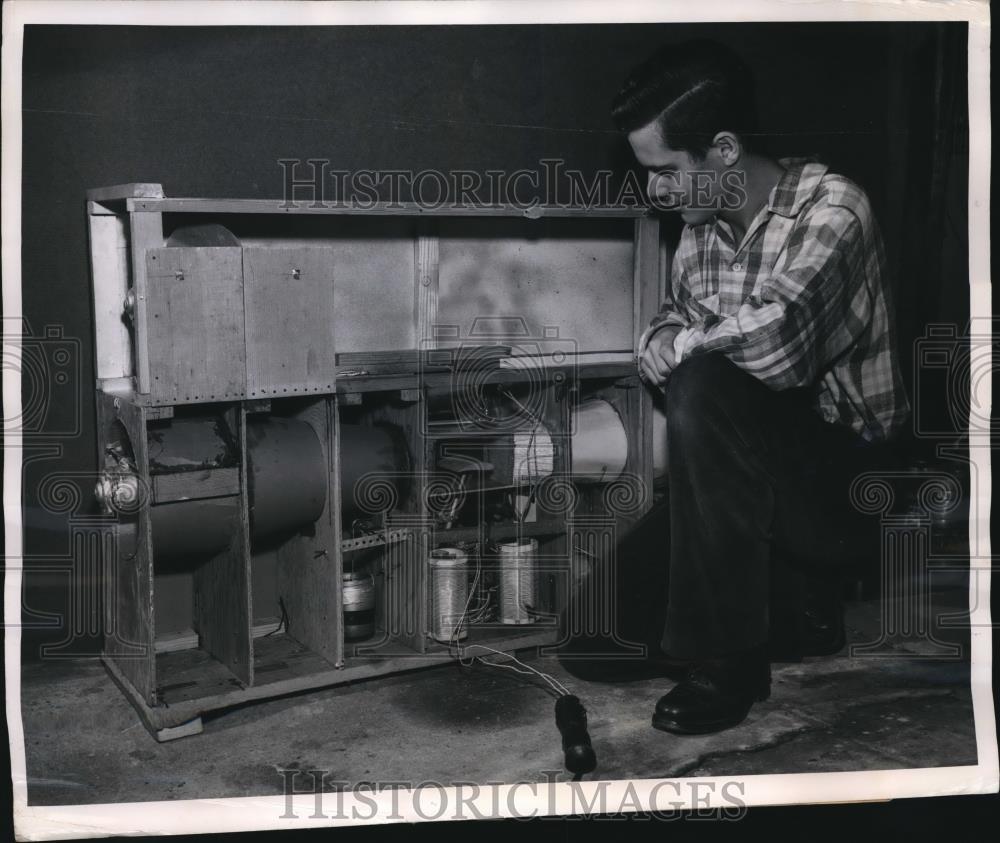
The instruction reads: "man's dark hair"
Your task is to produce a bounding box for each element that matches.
[612,40,760,159]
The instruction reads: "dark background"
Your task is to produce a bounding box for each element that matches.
[14,22,970,657]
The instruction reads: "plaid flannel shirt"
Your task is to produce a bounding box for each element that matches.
[639,159,910,442]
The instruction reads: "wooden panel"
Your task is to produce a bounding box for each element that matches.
[142,622,561,731]
[200,219,415,353]
[272,399,342,666]
[153,571,193,636]
[87,183,164,202]
[97,391,156,705]
[242,247,337,397]
[87,211,132,383]
[633,216,660,520]
[192,407,253,686]
[144,247,246,404]
[127,197,649,217]
[127,212,164,393]
[415,224,439,347]
[152,468,241,504]
[437,217,635,353]
[360,395,428,653]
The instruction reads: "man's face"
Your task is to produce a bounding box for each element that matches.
[627,120,725,225]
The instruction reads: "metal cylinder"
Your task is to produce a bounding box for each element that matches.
[342,571,376,642]
[143,415,410,561]
[497,538,538,625]
[428,547,470,643]
[246,417,327,537]
[148,415,328,561]
[150,497,241,560]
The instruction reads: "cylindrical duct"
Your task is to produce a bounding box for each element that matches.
[428,547,470,643]
[339,424,410,519]
[148,415,240,560]
[512,424,555,483]
[246,418,327,536]
[570,399,628,483]
[497,538,538,625]
[149,415,329,561]
[342,571,376,642]
[150,497,241,560]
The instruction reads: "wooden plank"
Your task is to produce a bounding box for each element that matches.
[632,216,660,521]
[137,626,563,731]
[104,656,204,741]
[97,392,157,705]
[242,247,337,398]
[127,211,164,394]
[145,247,246,403]
[154,621,284,654]
[414,224,439,348]
[144,405,174,420]
[152,468,240,504]
[127,197,650,218]
[360,396,428,653]
[273,399,341,667]
[337,350,425,368]
[192,406,253,686]
[241,221,414,354]
[633,216,662,349]
[329,398,346,666]
[335,361,634,396]
[436,217,636,354]
[87,210,132,383]
[154,718,204,742]
[87,183,164,202]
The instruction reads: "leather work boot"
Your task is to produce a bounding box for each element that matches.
[652,646,771,735]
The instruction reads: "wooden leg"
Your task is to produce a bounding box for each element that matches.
[154,717,204,742]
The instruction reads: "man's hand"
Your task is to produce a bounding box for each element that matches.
[639,326,682,386]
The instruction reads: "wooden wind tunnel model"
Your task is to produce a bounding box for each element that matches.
[86,183,664,740]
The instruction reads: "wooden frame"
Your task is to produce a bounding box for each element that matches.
[87,183,663,739]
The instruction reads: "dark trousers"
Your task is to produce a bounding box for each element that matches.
[658,353,897,660]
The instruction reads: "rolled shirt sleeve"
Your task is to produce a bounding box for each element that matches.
[637,248,690,356]
[671,202,874,391]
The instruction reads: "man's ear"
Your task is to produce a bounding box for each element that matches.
[711,131,742,166]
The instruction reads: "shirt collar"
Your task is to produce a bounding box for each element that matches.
[767,158,829,218]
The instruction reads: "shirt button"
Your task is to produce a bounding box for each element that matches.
[732,261,744,272]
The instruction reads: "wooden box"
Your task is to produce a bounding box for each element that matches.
[85,183,663,739]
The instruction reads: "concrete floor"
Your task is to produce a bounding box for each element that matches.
[21,584,977,806]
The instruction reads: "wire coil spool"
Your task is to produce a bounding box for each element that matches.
[497,538,538,625]
[429,548,470,643]
[342,571,376,642]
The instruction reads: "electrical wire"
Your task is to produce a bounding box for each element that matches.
[263,596,289,637]
[461,643,571,698]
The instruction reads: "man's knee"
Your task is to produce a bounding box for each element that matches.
[664,353,742,436]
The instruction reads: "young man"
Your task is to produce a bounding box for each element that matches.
[611,41,910,734]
